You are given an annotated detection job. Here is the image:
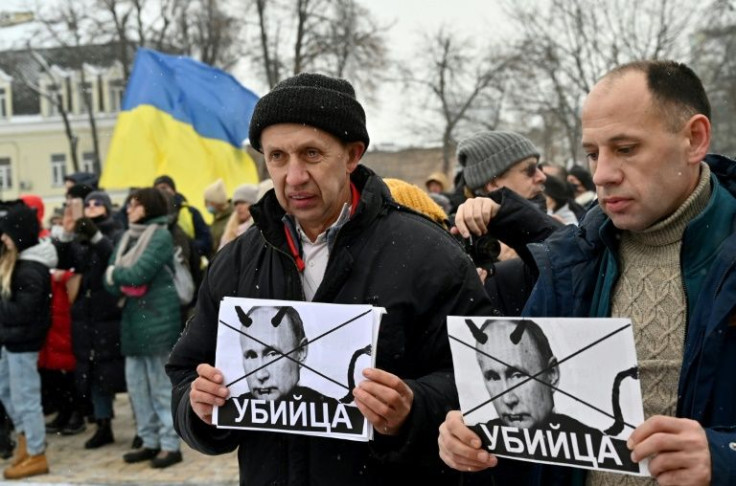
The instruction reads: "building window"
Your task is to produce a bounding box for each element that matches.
[0,88,6,118]
[81,151,99,174]
[109,79,125,112]
[0,158,11,189]
[51,154,66,187]
[47,83,61,116]
[78,81,92,114]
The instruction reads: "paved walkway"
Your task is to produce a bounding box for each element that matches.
[0,394,239,485]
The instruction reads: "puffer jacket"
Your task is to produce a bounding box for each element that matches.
[105,216,181,357]
[0,240,56,352]
[57,216,126,393]
[167,165,494,486]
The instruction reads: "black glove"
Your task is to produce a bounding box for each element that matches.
[74,217,99,241]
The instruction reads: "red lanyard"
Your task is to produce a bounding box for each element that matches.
[283,182,359,273]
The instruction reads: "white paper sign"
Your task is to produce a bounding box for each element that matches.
[448,316,649,476]
[214,297,384,442]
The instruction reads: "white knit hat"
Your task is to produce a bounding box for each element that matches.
[203,179,228,205]
[232,183,258,204]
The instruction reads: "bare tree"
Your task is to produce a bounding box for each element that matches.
[504,0,697,164]
[245,0,389,96]
[18,51,80,172]
[401,28,516,173]
[691,0,736,155]
[33,0,102,168]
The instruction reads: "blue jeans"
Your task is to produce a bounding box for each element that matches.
[125,354,179,452]
[0,348,45,455]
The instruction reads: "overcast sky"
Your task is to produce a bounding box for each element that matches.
[0,0,510,148]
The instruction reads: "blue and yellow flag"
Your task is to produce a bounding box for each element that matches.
[100,48,260,220]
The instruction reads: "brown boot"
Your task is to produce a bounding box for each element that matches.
[3,453,49,479]
[10,434,27,467]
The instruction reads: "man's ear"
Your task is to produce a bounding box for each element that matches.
[684,114,711,165]
[297,338,308,363]
[485,179,500,193]
[546,357,560,388]
[346,142,365,173]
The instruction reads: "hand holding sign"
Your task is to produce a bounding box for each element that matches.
[190,363,230,425]
[628,416,710,485]
[353,368,413,436]
[438,410,498,472]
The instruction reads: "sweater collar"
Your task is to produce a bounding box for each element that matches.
[625,162,711,248]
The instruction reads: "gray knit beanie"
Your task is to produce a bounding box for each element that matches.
[457,131,540,191]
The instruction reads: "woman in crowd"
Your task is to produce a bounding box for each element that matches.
[56,191,126,449]
[543,175,581,225]
[218,183,258,250]
[104,188,182,469]
[0,204,56,479]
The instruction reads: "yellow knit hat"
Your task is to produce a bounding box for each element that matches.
[384,178,449,229]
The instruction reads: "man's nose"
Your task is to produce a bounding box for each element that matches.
[285,160,310,187]
[592,153,622,187]
[255,365,270,382]
[534,168,546,184]
[501,386,519,408]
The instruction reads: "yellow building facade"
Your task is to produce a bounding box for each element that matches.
[0,56,126,217]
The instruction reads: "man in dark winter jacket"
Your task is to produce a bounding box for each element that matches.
[154,175,212,258]
[166,72,493,485]
[440,60,736,486]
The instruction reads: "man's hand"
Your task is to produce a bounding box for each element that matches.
[438,410,498,472]
[451,197,500,239]
[628,415,711,486]
[190,364,229,425]
[353,368,413,436]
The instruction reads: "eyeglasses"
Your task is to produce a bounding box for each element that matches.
[85,200,103,208]
[521,162,541,178]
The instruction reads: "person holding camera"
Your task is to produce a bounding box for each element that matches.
[55,190,126,450]
[454,131,562,315]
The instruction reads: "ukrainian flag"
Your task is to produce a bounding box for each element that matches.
[100,48,260,219]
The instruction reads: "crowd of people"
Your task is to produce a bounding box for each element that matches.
[0,57,733,486]
[0,169,265,478]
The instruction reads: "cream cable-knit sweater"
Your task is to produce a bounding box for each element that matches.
[587,164,711,486]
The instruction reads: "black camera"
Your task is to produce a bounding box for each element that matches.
[463,234,501,270]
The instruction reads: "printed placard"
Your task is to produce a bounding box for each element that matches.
[448,316,649,476]
[214,297,384,442]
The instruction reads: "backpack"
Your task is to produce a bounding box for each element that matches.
[166,246,195,306]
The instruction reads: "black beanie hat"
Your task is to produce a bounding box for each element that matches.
[153,175,176,192]
[84,190,113,216]
[0,205,39,252]
[66,183,95,200]
[248,72,370,152]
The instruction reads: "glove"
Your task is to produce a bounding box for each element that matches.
[74,217,99,241]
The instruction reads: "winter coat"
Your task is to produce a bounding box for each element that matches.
[167,165,494,486]
[174,194,212,257]
[105,216,181,357]
[0,241,57,352]
[38,270,76,371]
[517,154,736,485]
[56,216,126,394]
[208,205,232,256]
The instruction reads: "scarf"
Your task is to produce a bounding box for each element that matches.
[114,222,162,269]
